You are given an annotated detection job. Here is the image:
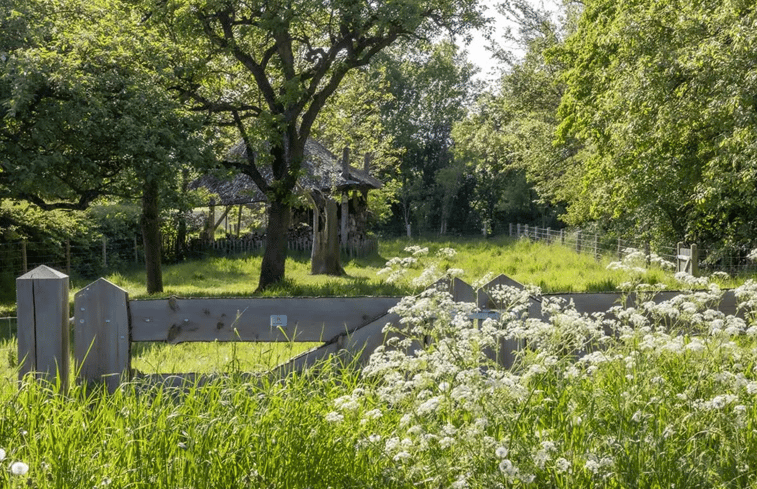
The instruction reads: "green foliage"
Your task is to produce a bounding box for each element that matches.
[0,0,211,212]
[553,0,757,249]
[376,41,480,235]
[0,201,94,243]
[452,3,571,232]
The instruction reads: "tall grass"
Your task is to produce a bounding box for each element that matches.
[2,271,757,487]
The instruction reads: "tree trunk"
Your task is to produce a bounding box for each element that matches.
[310,192,345,276]
[257,199,291,291]
[141,177,163,294]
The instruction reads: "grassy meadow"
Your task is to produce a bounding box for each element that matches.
[2,236,757,487]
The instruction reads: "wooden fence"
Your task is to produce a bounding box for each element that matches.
[15,265,529,392]
[182,236,379,259]
[676,242,699,276]
[18,265,738,392]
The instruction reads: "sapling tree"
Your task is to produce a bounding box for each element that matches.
[135,0,485,290]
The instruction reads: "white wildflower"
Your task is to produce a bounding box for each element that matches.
[10,461,29,476]
[584,459,600,474]
[495,447,509,459]
[450,474,469,488]
[437,247,457,259]
[555,457,571,473]
[393,451,411,462]
[324,411,344,423]
[439,436,455,449]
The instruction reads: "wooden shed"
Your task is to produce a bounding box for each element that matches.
[189,139,381,251]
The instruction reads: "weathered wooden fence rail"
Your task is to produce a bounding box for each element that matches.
[185,236,378,259]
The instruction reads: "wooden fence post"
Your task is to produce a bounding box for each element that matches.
[102,236,107,269]
[617,237,623,260]
[546,227,551,244]
[74,278,130,392]
[691,244,699,277]
[645,240,651,268]
[21,239,27,274]
[576,230,582,254]
[66,239,71,276]
[560,229,564,245]
[524,224,529,238]
[594,234,599,259]
[16,265,70,389]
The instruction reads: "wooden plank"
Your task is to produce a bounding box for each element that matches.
[129,297,401,343]
[15,274,36,378]
[16,266,69,387]
[74,278,130,392]
[536,290,739,319]
[341,311,402,365]
[451,277,476,303]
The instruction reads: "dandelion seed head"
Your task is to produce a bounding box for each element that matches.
[10,461,29,476]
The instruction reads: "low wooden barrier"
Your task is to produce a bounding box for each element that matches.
[16,265,740,393]
[16,266,532,392]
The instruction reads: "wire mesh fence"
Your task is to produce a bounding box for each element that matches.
[0,233,380,280]
[0,237,142,280]
[508,223,757,276]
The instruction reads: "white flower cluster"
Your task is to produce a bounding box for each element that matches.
[436,247,457,259]
[404,245,429,257]
[607,247,675,275]
[352,264,757,486]
[377,246,461,289]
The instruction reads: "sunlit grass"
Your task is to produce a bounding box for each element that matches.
[131,340,321,374]
[97,236,684,301]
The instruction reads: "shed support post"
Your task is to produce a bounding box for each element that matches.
[341,193,348,247]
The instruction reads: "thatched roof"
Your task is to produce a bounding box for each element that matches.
[190,139,382,205]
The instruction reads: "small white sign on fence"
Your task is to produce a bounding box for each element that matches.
[270,315,287,328]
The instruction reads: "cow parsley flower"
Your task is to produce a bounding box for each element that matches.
[324,411,344,423]
[555,457,571,473]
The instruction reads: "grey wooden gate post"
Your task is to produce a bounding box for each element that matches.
[16,265,70,389]
[74,278,130,393]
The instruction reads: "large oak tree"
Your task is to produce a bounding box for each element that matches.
[136,0,484,290]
